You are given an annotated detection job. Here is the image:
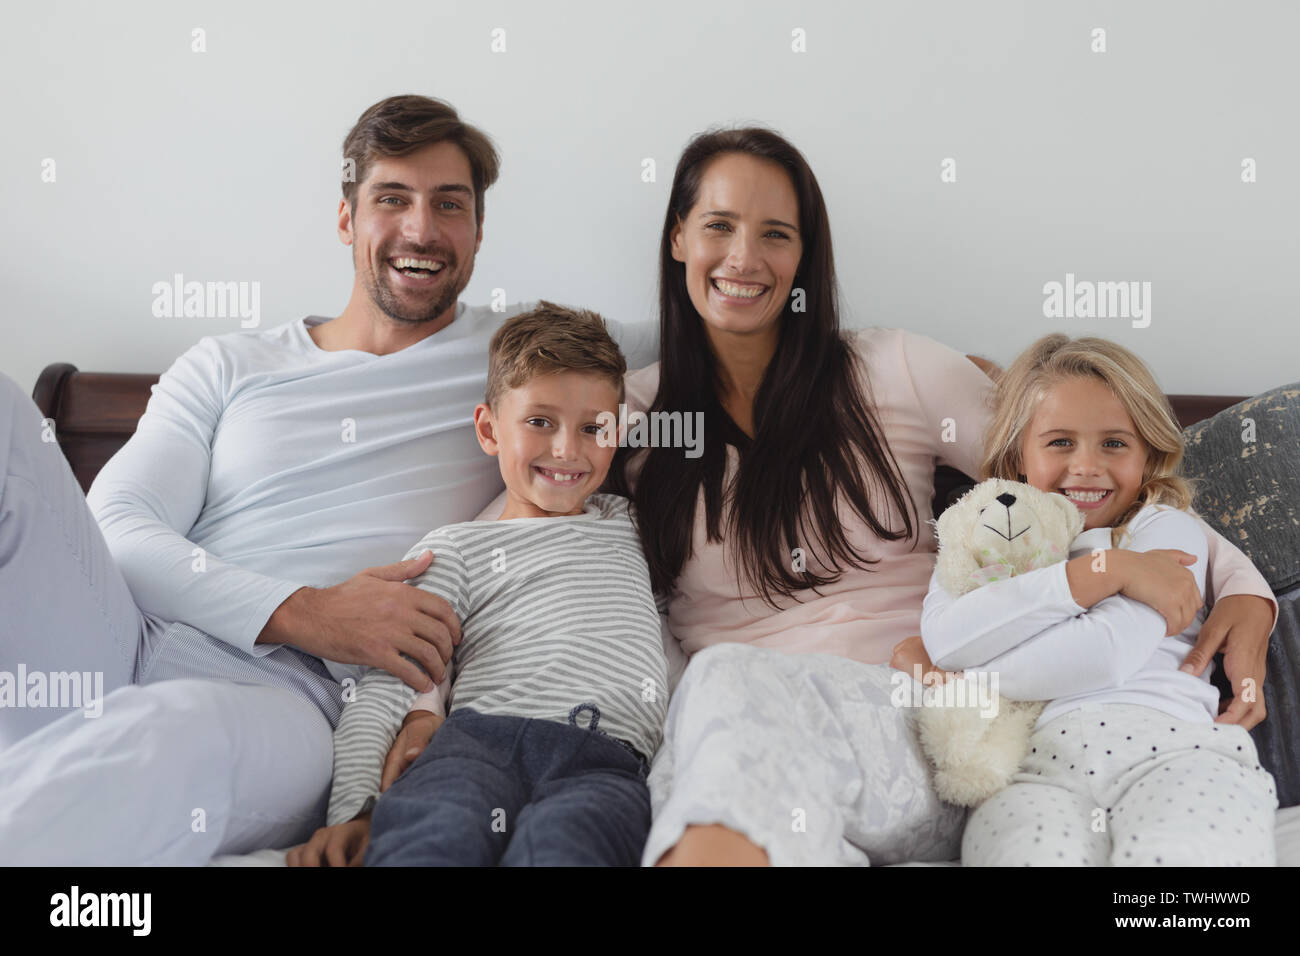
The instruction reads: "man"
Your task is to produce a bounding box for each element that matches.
[0,94,655,864]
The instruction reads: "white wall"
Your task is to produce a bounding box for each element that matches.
[3,0,1296,395]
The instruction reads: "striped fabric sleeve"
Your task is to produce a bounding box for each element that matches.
[325,531,471,825]
[326,667,417,825]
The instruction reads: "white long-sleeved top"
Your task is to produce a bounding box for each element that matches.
[921,504,1221,728]
[85,302,657,684]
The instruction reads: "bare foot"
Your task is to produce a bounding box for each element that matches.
[654,824,771,866]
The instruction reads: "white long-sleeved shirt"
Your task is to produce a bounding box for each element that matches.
[921,504,1222,728]
[86,301,657,684]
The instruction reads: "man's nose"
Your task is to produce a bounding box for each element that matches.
[402,199,441,245]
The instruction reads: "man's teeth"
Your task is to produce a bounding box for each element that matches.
[1063,489,1110,502]
[712,278,765,298]
[392,257,445,273]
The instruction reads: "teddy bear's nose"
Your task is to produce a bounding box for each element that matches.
[996,492,1017,507]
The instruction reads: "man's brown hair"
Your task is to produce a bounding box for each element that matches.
[341,95,500,229]
[486,302,627,409]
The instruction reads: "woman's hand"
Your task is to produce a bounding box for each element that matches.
[380,712,445,791]
[890,635,962,683]
[286,815,371,867]
[1116,549,1202,637]
[1181,593,1274,730]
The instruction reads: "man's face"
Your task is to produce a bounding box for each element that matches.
[338,140,482,325]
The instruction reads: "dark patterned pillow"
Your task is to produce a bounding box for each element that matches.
[1181,382,1300,594]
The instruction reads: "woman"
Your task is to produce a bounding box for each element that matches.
[610,127,1277,866]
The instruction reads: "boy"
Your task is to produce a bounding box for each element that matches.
[288,302,668,866]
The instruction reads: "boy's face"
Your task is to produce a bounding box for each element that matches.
[475,371,623,520]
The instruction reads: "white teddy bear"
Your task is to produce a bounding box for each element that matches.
[916,477,1084,807]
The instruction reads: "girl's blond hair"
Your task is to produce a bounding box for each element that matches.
[981,334,1193,546]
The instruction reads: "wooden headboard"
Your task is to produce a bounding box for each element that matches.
[33,362,1250,518]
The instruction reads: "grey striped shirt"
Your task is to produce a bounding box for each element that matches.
[327,494,668,824]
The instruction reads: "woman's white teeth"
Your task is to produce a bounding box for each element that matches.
[712,278,765,298]
[1063,489,1110,503]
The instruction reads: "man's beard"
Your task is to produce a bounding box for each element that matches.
[364,249,471,325]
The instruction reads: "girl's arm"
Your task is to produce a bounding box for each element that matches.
[948,508,1210,700]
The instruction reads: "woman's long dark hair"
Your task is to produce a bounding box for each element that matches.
[610,127,917,606]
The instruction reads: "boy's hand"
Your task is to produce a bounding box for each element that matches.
[257,550,463,692]
[286,815,371,867]
[381,712,445,791]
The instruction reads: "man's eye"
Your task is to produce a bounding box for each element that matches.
[439,200,462,210]
[379,196,403,205]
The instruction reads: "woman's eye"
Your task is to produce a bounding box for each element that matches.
[706,221,731,232]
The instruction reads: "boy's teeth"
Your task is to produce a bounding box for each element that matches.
[539,468,581,482]
[713,278,765,298]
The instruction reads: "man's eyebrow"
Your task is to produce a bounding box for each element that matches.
[1038,428,1139,439]
[698,209,799,232]
[367,181,474,195]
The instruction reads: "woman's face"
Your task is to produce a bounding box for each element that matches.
[670,152,803,342]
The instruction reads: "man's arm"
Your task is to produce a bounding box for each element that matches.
[87,339,306,655]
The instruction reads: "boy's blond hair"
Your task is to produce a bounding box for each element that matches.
[486,301,627,409]
[981,334,1192,546]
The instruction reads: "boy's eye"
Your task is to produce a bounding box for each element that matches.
[581,424,603,435]
[525,418,551,428]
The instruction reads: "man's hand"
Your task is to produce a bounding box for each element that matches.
[1180,593,1274,730]
[258,551,461,691]
[381,712,444,791]
[286,815,371,867]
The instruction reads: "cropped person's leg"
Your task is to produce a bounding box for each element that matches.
[365,710,528,867]
[0,371,145,748]
[962,782,1109,866]
[0,678,333,864]
[500,729,650,867]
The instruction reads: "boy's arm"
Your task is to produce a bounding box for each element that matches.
[408,661,453,718]
[327,668,416,826]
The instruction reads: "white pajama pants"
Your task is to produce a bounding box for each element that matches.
[641,642,967,866]
[0,371,335,864]
[962,703,1279,866]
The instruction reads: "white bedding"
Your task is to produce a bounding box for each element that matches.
[209,804,1300,867]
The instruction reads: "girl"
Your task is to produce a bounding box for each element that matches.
[919,334,1278,865]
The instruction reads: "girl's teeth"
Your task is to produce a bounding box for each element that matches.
[1063,490,1109,502]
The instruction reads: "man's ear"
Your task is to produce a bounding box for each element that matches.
[475,218,484,255]
[337,198,354,246]
[474,403,500,455]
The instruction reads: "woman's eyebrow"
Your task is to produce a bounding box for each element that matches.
[699,209,799,232]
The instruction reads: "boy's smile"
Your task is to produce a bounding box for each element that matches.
[475,371,623,520]
[1020,376,1148,531]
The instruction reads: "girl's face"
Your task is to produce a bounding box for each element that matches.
[669,152,803,343]
[1020,376,1149,531]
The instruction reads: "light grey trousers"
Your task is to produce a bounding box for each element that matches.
[641,641,967,866]
[0,371,335,863]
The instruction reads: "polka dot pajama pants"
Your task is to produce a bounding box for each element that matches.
[962,703,1278,866]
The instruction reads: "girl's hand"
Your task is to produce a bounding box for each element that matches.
[286,815,371,867]
[380,712,445,792]
[1118,549,1202,637]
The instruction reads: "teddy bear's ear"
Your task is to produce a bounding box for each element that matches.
[935,484,989,595]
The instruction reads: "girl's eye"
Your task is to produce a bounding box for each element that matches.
[1103,439,1127,448]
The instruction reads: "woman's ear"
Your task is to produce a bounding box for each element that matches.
[669,218,686,263]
